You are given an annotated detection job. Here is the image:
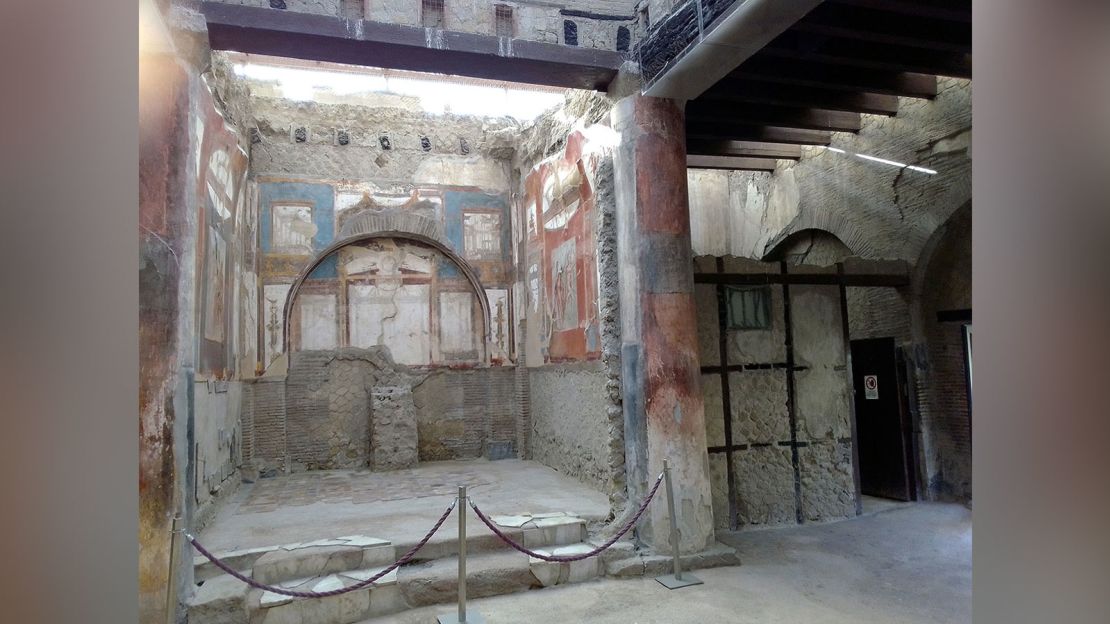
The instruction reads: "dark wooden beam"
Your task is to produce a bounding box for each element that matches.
[727,57,938,99]
[686,139,803,160]
[764,32,972,79]
[826,0,972,23]
[687,155,779,172]
[694,272,911,287]
[698,79,900,116]
[687,101,862,132]
[200,2,623,91]
[796,3,972,53]
[688,124,833,146]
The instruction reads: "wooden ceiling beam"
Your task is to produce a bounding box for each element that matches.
[687,155,779,172]
[795,3,972,53]
[687,124,832,146]
[825,0,972,23]
[763,32,972,79]
[726,57,938,99]
[686,139,803,160]
[199,2,623,91]
[687,101,862,133]
[698,79,900,116]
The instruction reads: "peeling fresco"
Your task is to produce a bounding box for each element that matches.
[520,129,612,365]
[256,178,514,368]
[194,79,250,379]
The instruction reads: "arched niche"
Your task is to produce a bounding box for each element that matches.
[281,231,492,366]
[763,228,856,265]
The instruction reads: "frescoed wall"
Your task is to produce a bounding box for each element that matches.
[193,79,251,380]
[520,129,611,365]
[287,238,484,366]
[256,177,514,369]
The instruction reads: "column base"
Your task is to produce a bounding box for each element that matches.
[437,613,487,624]
[656,572,704,589]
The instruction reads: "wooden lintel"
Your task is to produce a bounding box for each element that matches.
[728,56,938,99]
[699,79,900,116]
[694,272,911,287]
[687,155,778,171]
[200,2,623,90]
[687,124,832,146]
[686,139,803,159]
[687,101,862,132]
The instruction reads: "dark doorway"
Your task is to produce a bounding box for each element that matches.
[851,337,915,501]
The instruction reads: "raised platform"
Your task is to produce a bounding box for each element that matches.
[197,459,610,553]
[188,460,738,624]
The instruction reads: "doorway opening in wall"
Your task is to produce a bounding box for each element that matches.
[851,337,918,502]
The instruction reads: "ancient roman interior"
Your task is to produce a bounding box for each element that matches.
[140,1,972,622]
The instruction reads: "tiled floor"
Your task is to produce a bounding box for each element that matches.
[197,458,609,552]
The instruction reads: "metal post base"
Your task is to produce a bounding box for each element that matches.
[655,573,704,589]
[437,614,487,624]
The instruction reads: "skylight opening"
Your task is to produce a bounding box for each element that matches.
[231,60,567,121]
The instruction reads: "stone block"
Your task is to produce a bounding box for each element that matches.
[368,583,407,617]
[299,589,370,624]
[194,546,271,583]
[370,386,419,471]
[187,574,249,624]
[522,516,585,548]
[360,543,396,568]
[252,545,365,585]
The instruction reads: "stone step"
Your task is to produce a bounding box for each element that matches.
[194,513,587,582]
[188,514,595,624]
[402,512,588,562]
[248,565,403,624]
[193,535,395,585]
[190,544,608,624]
[187,564,403,624]
[399,550,539,609]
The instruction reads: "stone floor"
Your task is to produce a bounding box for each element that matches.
[197,459,611,553]
[356,501,972,624]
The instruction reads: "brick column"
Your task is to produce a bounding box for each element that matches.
[611,95,714,552]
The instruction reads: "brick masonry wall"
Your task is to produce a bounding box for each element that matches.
[244,352,525,472]
[913,204,972,500]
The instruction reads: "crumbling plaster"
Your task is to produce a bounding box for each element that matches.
[687,77,972,265]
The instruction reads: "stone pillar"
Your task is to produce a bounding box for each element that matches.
[611,95,714,552]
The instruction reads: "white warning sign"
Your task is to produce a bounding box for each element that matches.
[864,375,879,400]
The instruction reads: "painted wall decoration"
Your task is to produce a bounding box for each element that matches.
[256,177,515,370]
[193,78,250,379]
[520,128,612,365]
[287,239,482,366]
[463,212,502,261]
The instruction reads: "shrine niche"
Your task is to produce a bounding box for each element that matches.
[284,233,494,368]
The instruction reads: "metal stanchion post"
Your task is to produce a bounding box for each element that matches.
[656,459,703,589]
[438,486,485,624]
[165,514,183,624]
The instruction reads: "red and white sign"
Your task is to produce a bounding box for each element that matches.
[864,375,879,400]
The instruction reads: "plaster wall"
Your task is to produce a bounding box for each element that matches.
[192,381,245,526]
[528,363,612,492]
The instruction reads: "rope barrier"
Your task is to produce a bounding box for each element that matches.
[186,497,457,598]
[469,472,665,562]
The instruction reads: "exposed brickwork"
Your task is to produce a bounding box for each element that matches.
[249,379,288,476]
[244,355,525,473]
